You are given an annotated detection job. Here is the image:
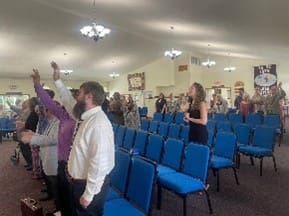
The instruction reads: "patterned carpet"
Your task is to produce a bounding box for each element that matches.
[0,128,289,216]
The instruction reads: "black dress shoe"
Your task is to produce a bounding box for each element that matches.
[39,195,53,201]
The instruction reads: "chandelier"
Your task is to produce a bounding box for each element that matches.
[164,48,182,60]
[109,72,120,79]
[80,23,111,42]
[202,44,216,68]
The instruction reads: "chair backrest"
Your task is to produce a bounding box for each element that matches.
[139,107,148,117]
[228,113,243,125]
[214,132,236,160]
[246,113,262,128]
[263,114,281,129]
[253,125,275,149]
[140,119,150,131]
[153,112,163,121]
[148,120,159,134]
[122,128,136,150]
[161,138,184,170]
[214,113,228,122]
[115,125,126,147]
[180,125,190,145]
[112,123,119,137]
[174,112,185,124]
[110,150,131,194]
[167,123,181,139]
[217,121,232,132]
[206,120,216,132]
[183,143,210,183]
[163,112,174,123]
[145,134,164,163]
[158,122,169,138]
[6,119,16,130]
[126,157,156,214]
[234,123,251,145]
[133,130,148,155]
[0,118,8,129]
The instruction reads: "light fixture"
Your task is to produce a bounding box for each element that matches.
[224,53,236,72]
[60,69,73,75]
[164,48,182,60]
[202,44,216,68]
[80,23,111,42]
[109,72,120,79]
[164,26,182,60]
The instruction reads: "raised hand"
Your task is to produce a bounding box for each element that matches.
[31,68,41,84]
[51,61,60,81]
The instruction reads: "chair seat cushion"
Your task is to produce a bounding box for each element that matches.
[104,198,144,216]
[237,142,247,149]
[210,155,232,168]
[239,146,272,157]
[157,165,177,177]
[105,188,121,201]
[158,172,204,194]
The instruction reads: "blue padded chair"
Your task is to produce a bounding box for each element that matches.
[133,130,148,156]
[234,123,251,168]
[210,132,239,192]
[104,157,156,216]
[115,125,126,147]
[163,112,174,123]
[122,128,136,150]
[139,107,148,118]
[106,150,131,201]
[157,143,213,215]
[158,122,169,138]
[167,123,181,139]
[246,113,262,129]
[145,134,164,163]
[180,125,190,146]
[238,125,276,176]
[175,112,185,125]
[216,121,232,132]
[263,114,282,146]
[153,112,163,121]
[140,119,150,131]
[206,120,216,132]
[157,138,184,177]
[214,113,227,122]
[148,120,158,134]
[112,123,119,138]
[228,113,243,125]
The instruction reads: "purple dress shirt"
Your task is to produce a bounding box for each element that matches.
[35,83,76,161]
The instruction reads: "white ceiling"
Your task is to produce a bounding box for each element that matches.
[0,0,288,81]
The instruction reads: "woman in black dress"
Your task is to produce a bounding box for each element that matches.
[184,82,208,144]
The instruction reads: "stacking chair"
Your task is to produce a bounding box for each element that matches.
[133,130,148,156]
[175,112,185,125]
[216,121,232,132]
[238,125,276,176]
[153,112,163,121]
[157,138,184,177]
[157,143,213,215]
[246,113,262,129]
[139,107,148,118]
[180,125,190,146]
[228,113,243,126]
[106,150,131,201]
[167,123,181,139]
[263,114,282,146]
[145,134,164,163]
[234,123,251,168]
[163,112,174,123]
[158,122,169,138]
[140,119,150,131]
[214,113,227,122]
[148,120,158,134]
[111,123,119,138]
[115,125,126,147]
[206,120,216,132]
[210,132,239,192]
[104,157,156,216]
[122,128,136,151]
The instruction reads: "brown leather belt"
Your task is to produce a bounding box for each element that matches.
[71,178,87,184]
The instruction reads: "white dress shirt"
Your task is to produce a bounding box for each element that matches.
[30,117,59,176]
[67,106,115,202]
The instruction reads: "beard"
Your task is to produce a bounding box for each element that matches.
[73,100,86,119]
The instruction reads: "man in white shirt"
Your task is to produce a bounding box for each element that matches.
[52,62,115,216]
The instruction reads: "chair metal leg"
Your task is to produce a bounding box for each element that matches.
[278,133,282,146]
[260,158,263,176]
[204,190,213,214]
[157,183,162,210]
[272,155,277,172]
[250,157,255,166]
[232,167,240,185]
[183,196,187,216]
[216,169,220,192]
[237,153,241,169]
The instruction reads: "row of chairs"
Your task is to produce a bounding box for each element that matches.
[0,117,16,143]
[152,112,186,125]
